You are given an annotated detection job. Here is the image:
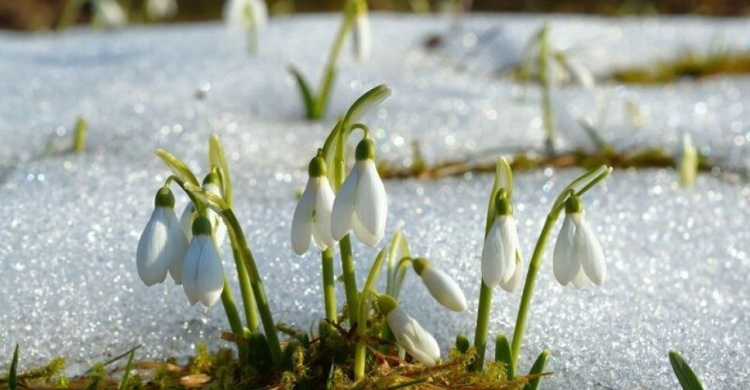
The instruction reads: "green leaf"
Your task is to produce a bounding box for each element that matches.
[314,64,338,120]
[576,119,608,152]
[155,149,199,187]
[494,334,514,379]
[73,117,88,154]
[669,350,705,390]
[288,65,317,119]
[208,133,233,207]
[184,183,230,214]
[8,344,18,390]
[118,348,136,390]
[524,349,549,390]
[342,84,391,126]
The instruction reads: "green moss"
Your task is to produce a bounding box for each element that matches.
[610,51,750,84]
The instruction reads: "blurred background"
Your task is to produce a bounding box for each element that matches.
[1,0,747,31]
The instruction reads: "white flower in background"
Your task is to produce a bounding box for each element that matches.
[331,138,387,247]
[179,172,227,246]
[136,187,189,286]
[678,134,698,188]
[291,156,336,255]
[412,258,467,312]
[481,195,520,288]
[351,0,370,62]
[563,57,595,89]
[181,216,225,307]
[224,0,268,32]
[378,295,440,366]
[94,0,128,28]
[553,196,606,289]
[146,0,178,19]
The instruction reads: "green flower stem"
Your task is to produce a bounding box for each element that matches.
[538,25,555,155]
[232,246,259,331]
[312,1,356,119]
[510,212,557,373]
[321,248,337,323]
[354,249,386,380]
[470,282,493,372]
[339,235,359,325]
[220,276,247,360]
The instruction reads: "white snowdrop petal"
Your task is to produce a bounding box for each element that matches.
[499,253,524,293]
[136,208,171,286]
[147,0,177,18]
[498,216,519,282]
[291,182,315,255]
[576,217,606,286]
[353,161,387,247]
[481,219,504,288]
[387,308,440,366]
[179,203,195,241]
[352,13,370,62]
[182,238,204,305]
[331,166,359,240]
[312,177,336,249]
[553,214,580,285]
[164,208,189,284]
[421,267,468,312]
[570,267,590,289]
[197,240,225,307]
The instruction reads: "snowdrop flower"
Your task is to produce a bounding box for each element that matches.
[136,187,189,286]
[412,258,467,312]
[224,0,268,32]
[378,295,440,366]
[563,57,595,89]
[678,134,698,188]
[94,0,128,28]
[146,0,178,19]
[351,0,370,62]
[179,172,227,246]
[291,156,336,255]
[180,216,225,307]
[481,192,521,288]
[553,196,606,288]
[331,138,387,247]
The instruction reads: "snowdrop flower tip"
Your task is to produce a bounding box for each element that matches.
[137,188,189,286]
[331,138,387,247]
[553,197,606,289]
[413,258,468,312]
[291,157,336,255]
[378,296,440,366]
[182,216,225,307]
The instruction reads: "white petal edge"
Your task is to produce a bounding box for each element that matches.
[421,267,468,312]
[136,208,171,286]
[196,238,225,307]
[498,216,519,283]
[353,161,387,247]
[312,177,336,250]
[481,219,504,288]
[553,214,580,286]
[291,181,315,255]
[331,166,359,240]
[574,216,606,286]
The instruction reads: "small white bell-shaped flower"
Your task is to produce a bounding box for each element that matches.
[481,191,521,288]
[136,187,189,286]
[146,0,178,19]
[224,0,268,32]
[351,0,370,63]
[291,156,336,255]
[179,172,227,246]
[412,258,467,312]
[180,216,225,307]
[378,295,440,366]
[94,0,128,28]
[553,196,606,288]
[331,138,387,247]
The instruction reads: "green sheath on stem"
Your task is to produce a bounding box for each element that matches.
[321,248,337,323]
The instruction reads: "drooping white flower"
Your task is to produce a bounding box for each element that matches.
[678,134,698,188]
[481,195,520,288]
[351,1,370,62]
[412,258,467,312]
[179,173,227,246]
[181,216,225,307]
[94,0,128,28]
[553,196,606,288]
[291,156,336,255]
[137,187,189,286]
[499,250,524,293]
[224,0,268,32]
[378,295,440,366]
[331,138,387,247]
[146,0,178,19]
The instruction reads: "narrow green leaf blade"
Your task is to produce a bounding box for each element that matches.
[155,149,199,187]
[495,334,514,379]
[208,133,233,207]
[288,65,317,118]
[524,349,549,390]
[8,344,19,390]
[669,350,705,390]
[118,348,136,390]
[343,84,391,125]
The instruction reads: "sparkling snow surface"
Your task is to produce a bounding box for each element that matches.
[0,14,748,389]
